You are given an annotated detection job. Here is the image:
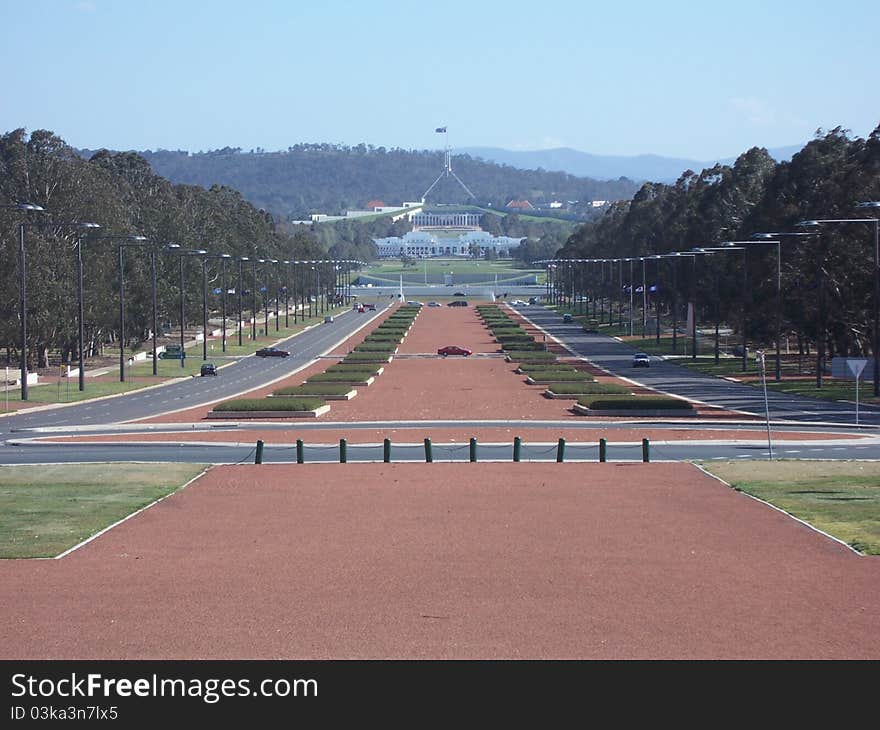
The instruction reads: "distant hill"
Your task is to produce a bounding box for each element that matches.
[117,145,640,222]
[459,145,804,183]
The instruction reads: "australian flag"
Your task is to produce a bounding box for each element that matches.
[435,126,447,133]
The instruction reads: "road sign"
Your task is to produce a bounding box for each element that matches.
[847,358,868,378]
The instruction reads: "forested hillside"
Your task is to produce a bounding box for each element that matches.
[0,129,324,369]
[133,144,640,220]
[557,125,880,359]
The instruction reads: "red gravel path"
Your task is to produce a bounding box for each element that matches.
[1,463,877,659]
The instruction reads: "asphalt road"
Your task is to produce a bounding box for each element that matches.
[2,438,878,464]
[520,306,880,428]
[0,305,387,437]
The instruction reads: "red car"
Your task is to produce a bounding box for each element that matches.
[438,345,472,357]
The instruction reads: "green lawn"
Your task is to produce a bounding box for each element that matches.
[702,461,880,555]
[0,463,206,558]
[363,259,542,279]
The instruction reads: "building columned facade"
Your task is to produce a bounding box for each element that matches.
[373,230,524,258]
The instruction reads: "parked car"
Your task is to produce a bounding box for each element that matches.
[199,362,218,376]
[428,301,441,307]
[632,352,651,367]
[447,300,468,307]
[255,347,290,358]
[438,345,472,357]
[159,344,185,360]
[406,300,424,306]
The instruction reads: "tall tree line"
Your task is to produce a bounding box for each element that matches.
[556,125,880,359]
[0,129,325,369]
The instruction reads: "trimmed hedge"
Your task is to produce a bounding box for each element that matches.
[325,364,380,374]
[214,397,325,412]
[274,384,353,396]
[502,342,546,351]
[505,351,557,362]
[517,364,579,373]
[307,372,372,382]
[527,371,595,382]
[353,343,397,352]
[343,353,392,362]
[363,334,403,343]
[575,395,693,409]
[547,382,630,395]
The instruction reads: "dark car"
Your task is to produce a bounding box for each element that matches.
[438,345,472,357]
[255,347,290,358]
[453,292,465,297]
[199,362,218,376]
[447,300,468,307]
[562,313,573,323]
[632,352,651,367]
[364,303,376,311]
[528,297,538,305]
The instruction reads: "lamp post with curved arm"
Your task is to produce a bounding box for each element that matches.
[237,257,249,347]
[2,203,47,400]
[798,208,880,395]
[173,248,207,369]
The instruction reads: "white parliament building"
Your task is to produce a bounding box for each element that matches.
[373,211,524,258]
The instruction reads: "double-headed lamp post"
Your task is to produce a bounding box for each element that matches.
[2,202,46,400]
[749,232,818,381]
[175,249,207,368]
[202,253,231,359]
[798,206,880,396]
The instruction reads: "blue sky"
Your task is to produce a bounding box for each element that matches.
[1,0,877,160]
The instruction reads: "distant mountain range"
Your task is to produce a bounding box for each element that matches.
[457,145,804,183]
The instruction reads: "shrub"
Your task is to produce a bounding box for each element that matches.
[546,382,630,395]
[343,352,392,362]
[307,372,373,382]
[505,351,557,362]
[274,384,353,396]
[526,371,594,382]
[576,395,693,409]
[214,397,325,412]
[502,341,545,351]
[353,343,397,352]
[517,364,579,373]
[325,364,380,374]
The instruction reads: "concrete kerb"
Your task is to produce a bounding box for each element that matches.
[510,305,774,419]
[0,307,358,421]
[120,307,388,423]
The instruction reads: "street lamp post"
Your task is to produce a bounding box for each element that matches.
[174,249,207,369]
[115,235,148,382]
[798,209,880,395]
[2,203,47,400]
[237,257,248,347]
[69,223,102,389]
[201,253,231,359]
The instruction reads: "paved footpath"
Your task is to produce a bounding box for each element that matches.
[1,463,877,659]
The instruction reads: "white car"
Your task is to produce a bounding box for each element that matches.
[510,299,527,306]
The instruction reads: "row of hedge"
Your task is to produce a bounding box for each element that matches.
[211,303,420,415]
[482,303,695,415]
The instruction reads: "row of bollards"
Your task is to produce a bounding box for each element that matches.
[254,437,652,464]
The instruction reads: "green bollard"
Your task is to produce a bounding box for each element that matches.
[469,437,477,463]
[383,438,391,463]
[424,438,433,463]
[642,438,650,463]
[599,438,607,463]
[340,438,347,463]
[255,439,264,465]
[513,436,522,462]
[296,439,304,464]
[556,437,566,462]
